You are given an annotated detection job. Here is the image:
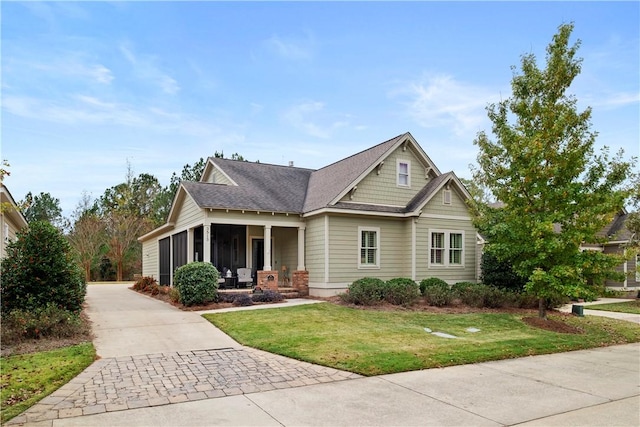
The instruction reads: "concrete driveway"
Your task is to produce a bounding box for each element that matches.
[6,285,640,427]
[86,283,240,358]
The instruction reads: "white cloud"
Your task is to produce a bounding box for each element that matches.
[585,91,640,110]
[393,74,499,137]
[119,42,180,95]
[265,34,314,60]
[282,101,350,139]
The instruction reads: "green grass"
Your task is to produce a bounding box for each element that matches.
[203,303,640,376]
[0,343,96,423]
[586,300,640,314]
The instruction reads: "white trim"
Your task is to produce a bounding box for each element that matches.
[623,261,628,287]
[304,207,413,218]
[428,229,465,268]
[411,218,417,280]
[201,158,239,186]
[324,216,330,282]
[337,201,406,209]
[358,226,381,269]
[397,159,411,188]
[421,213,472,221]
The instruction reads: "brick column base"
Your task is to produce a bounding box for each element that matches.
[257,270,279,291]
[292,270,309,296]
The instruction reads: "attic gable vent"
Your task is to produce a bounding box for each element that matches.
[443,189,452,205]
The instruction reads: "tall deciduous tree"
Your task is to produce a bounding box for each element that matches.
[68,193,107,282]
[152,158,206,227]
[472,23,635,318]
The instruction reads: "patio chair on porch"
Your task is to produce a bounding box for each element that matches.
[237,268,253,288]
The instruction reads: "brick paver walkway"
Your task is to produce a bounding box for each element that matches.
[7,347,361,425]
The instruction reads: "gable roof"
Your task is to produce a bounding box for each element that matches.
[183,159,313,213]
[303,132,443,213]
[601,210,634,243]
[142,131,469,241]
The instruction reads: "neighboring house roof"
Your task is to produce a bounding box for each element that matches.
[1,184,28,230]
[602,210,634,243]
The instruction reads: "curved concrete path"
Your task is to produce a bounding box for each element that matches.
[7,286,640,426]
[559,298,640,324]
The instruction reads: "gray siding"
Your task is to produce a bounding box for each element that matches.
[142,239,158,279]
[422,186,469,217]
[340,146,430,207]
[305,216,326,283]
[327,215,410,283]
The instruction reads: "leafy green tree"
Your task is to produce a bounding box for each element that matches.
[1,221,86,314]
[472,23,635,318]
[152,158,206,226]
[22,191,64,228]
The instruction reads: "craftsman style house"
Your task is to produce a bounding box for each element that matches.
[139,133,479,296]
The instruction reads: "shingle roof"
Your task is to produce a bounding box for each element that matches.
[605,212,633,242]
[181,132,451,216]
[183,159,312,213]
[405,172,453,213]
[303,133,407,213]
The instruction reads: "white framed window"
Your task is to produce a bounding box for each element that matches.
[430,232,444,265]
[449,233,463,265]
[358,227,380,268]
[429,230,465,267]
[397,160,410,187]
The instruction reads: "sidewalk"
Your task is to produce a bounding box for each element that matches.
[559,298,640,325]
[6,286,640,426]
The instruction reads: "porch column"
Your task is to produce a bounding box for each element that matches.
[263,225,272,270]
[297,226,306,271]
[411,218,417,281]
[203,225,211,264]
[187,228,194,263]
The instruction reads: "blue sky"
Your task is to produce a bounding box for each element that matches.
[2,1,639,217]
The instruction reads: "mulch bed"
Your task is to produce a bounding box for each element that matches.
[1,311,94,357]
[142,290,584,335]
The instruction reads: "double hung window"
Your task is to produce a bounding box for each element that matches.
[429,230,464,267]
[359,227,380,268]
[397,160,410,187]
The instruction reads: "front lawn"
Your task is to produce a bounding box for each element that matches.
[585,300,640,315]
[0,343,95,423]
[203,303,640,376]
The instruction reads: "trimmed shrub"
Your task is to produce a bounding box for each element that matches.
[1,304,87,342]
[480,251,527,292]
[453,282,510,308]
[420,278,452,307]
[384,278,420,307]
[252,290,284,303]
[419,277,448,296]
[340,277,386,306]
[0,221,86,314]
[173,262,219,306]
[232,293,254,307]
